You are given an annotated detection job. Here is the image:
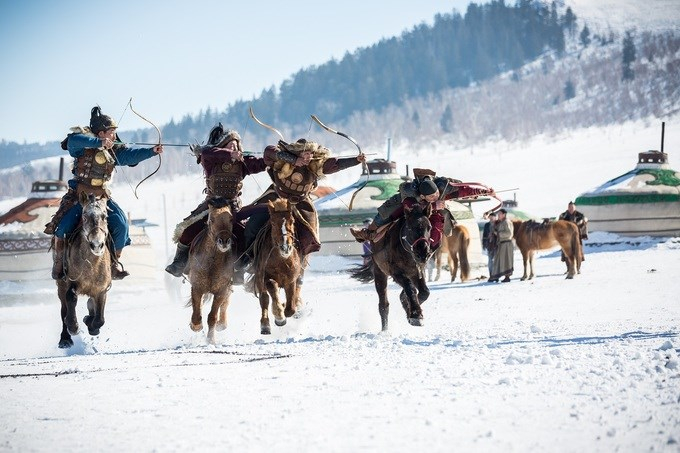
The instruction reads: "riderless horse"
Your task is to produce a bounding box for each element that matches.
[429,224,471,283]
[512,219,582,280]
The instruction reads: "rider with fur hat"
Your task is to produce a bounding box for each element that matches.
[238,138,366,270]
[46,106,163,280]
[350,168,494,246]
[165,123,267,277]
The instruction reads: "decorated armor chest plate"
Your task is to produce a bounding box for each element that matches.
[75,148,115,187]
[275,168,316,198]
[207,161,243,199]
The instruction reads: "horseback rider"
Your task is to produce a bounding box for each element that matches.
[350,168,494,246]
[165,123,267,277]
[237,138,366,272]
[45,106,163,280]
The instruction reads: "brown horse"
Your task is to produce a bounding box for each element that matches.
[186,197,234,344]
[248,198,302,335]
[512,219,582,280]
[430,225,471,283]
[350,203,434,331]
[56,193,112,348]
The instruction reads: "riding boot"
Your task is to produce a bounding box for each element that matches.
[165,243,190,277]
[51,237,65,280]
[350,222,378,243]
[111,250,130,281]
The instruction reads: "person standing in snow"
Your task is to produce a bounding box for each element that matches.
[489,208,514,283]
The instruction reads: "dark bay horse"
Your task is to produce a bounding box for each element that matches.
[248,198,302,335]
[350,203,434,331]
[512,219,582,280]
[186,197,234,344]
[430,224,471,283]
[56,193,112,348]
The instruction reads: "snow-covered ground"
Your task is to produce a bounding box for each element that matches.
[1,118,679,451]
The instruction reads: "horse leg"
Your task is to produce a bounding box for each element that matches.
[374,267,390,331]
[64,284,79,336]
[259,291,271,335]
[267,279,286,327]
[434,249,441,281]
[189,287,203,332]
[395,275,423,327]
[84,294,107,336]
[57,283,73,348]
[283,281,297,318]
[528,251,536,280]
[520,249,530,281]
[206,292,227,345]
[216,291,230,332]
[450,253,459,283]
[416,273,430,303]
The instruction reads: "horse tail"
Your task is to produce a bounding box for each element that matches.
[458,228,470,282]
[570,224,582,269]
[348,259,375,284]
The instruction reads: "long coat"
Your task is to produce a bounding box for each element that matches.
[491,218,514,280]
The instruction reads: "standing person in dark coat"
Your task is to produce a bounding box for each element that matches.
[482,211,498,277]
[489,208,514,283]
[165,124,267,277]
[558,201,588,261]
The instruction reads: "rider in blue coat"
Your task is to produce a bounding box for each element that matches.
[46,106,163,280]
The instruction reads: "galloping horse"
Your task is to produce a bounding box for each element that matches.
[186,197,234,344]
[512,219,582,280]
[248,198,302,335]
[430,224,471,283]
[56,193,112,348]
[350,203,434,331]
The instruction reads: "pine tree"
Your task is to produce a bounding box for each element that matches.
[564,80,576,100]
[440,105,453,133]
[579,24,591,48]
[622,30,636,81]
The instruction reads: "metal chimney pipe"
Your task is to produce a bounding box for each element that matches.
[661,122,665,153]
[59,157,64,181]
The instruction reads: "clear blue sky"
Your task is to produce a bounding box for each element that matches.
[0,0,473,144]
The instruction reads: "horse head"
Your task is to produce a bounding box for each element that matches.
[207,197,233,253]
[267,198,296,259]
[402,203,432,264]
[79,192,109,257]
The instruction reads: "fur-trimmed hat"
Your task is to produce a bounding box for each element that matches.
[207,122,242,150]
[273,138,331,179]
[89,106,117,134]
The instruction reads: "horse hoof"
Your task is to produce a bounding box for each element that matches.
[83,315,92,327]
[216,323,227,332]
[284,308,296,318]
[275,318,287,327]
[565,275,574,280]
[58,338,73,349]
[88,327,100,336]
[190,322,202,332]
[408,317,423,326]
[261,326,271,335]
